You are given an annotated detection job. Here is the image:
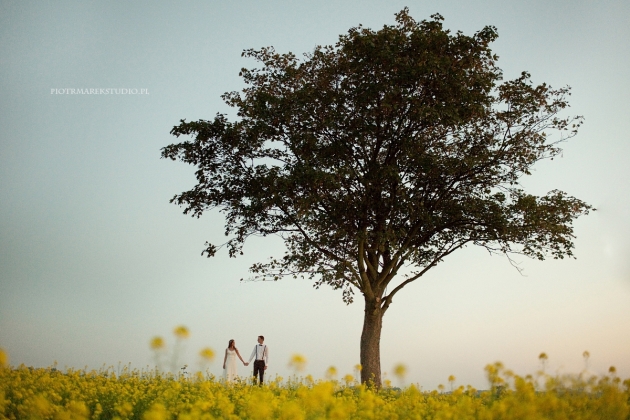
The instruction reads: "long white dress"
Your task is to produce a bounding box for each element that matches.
[223,348,238,383]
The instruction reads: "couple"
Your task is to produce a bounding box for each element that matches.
[222,335,269,384]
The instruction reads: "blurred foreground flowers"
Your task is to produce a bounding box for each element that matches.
[173,326,190,339]
[288,354,307,372]
[151,325,210,374]
[1,349,629,419]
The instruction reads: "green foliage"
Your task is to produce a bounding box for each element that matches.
[162,8,591,305]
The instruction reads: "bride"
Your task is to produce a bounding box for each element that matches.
[222,339,247,383]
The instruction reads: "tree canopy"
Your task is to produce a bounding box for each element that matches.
[162,9,592,387]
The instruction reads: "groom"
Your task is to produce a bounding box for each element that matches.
[248,335,268,385]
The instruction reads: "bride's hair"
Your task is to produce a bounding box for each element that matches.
[228,339,235,349]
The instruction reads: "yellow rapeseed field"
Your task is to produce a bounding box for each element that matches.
[1,346,629,419]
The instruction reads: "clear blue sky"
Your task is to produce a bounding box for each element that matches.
[1,0,629,389]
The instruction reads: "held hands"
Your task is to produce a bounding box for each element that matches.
[244,362,249,366]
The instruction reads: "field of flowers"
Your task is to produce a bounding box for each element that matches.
[1,346,629,420]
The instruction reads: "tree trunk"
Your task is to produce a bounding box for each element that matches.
[360,296,384,388]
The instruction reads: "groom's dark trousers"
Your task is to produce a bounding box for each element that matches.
[253,360,265,385]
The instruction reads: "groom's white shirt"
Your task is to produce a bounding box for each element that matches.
[248,344,269,366]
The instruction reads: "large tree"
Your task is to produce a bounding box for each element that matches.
[162,9,592,387]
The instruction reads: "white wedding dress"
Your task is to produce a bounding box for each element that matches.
[223,349,238,383]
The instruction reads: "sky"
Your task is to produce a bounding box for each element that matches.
[1,0,629,390]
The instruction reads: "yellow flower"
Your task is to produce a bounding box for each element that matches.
[288,354,307,372]
[246,389,274,420]
[278,401,304,420]
[31,394,53,418]
[448,375,456,391]
[173,325,190,339]
[144,403,168,420]
[538,352,548,372]
[150,337,165,350]
[199,347,215,361]
[325,366,337,379]
[393,364,407,380]
[0,348,8,367]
